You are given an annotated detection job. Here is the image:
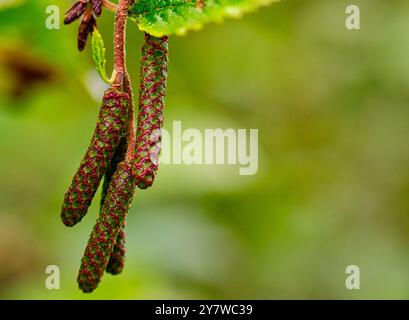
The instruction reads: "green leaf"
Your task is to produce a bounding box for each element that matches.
[91,28,114,84]
[129,0,282,37]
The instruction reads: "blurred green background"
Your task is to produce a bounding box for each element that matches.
[1,0,409,299]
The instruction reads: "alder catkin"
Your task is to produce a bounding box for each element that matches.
[100,137,128,207]
[103,72,135,274]
[105,224,126,275]
[101,138,127,275]
[133,33,169,189]
[61,88,129,227]
[77,161,136,293]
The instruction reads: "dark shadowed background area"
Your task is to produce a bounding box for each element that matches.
[1,0,409,299]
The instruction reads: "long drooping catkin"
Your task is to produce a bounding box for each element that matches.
[101,139,127,275]
[133,34,168,189]
[61,89,129,227]
[77,161,136,293]
[61,0,173,293]
[103,72,135,275]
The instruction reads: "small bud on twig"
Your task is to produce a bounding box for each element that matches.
[91,0,103,17]
[133,34,169,189]
[61,88,130,227]
[64,0,88,25]
[78,8,97,51]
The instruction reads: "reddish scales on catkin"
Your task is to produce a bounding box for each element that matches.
[101,138,128,275]
[106,224,126,275]
[103,73,135,274]
[77,161,136,293]
[61,89,129,227]
[133,34,169,189]
[100,137,128,207]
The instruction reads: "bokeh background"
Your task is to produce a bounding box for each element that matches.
[1,0,409,299]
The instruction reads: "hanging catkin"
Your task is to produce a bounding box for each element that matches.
[61,88,129,227]
[60,0,177,293]
[77,7,96,51]
[104,72,135,275]
[64,0,87,24]
[100,138,128,276]
[133,34,169,189]
[77,161,136,292]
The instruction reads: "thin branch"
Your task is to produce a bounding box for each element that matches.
[113,0,129,87]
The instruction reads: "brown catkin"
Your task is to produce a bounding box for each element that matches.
[77,8,96,51]
[64,0,87,25]
[133,33,169,189]
[77,161,136,293]
[61,88,129,227]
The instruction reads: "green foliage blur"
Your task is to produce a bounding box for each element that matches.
[1,0,409,299]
